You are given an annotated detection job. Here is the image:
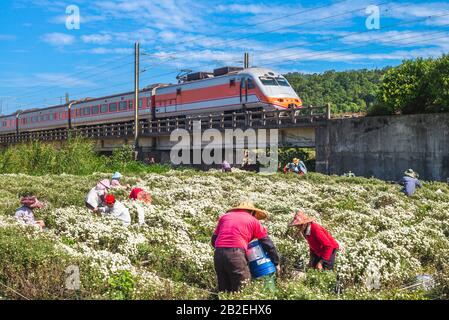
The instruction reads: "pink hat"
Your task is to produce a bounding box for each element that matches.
[96,179,111,191]
[288,210,315,227]
[20,196,45,209]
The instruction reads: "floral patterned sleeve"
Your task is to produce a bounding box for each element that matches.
[15,207,36,225]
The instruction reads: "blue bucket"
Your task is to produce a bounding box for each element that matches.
[246,240,276,279]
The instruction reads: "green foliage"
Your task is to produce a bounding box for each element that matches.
[285,69,386,114]
[107,270,135,300]
[0,225,74,299]
[374,54,449,115]
[0,139,171,175]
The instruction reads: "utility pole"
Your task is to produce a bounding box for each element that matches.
[134,42,140,160]
[65,93,69,104]
[244,52,250,69]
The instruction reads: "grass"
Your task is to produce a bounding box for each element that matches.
[0,139,171,175]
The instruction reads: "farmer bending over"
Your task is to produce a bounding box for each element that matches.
[401,169,422,197]
[129,187,152,225]
[211,202,280,293]
[98,194,131,226]
[85,179,110,212]
[288,210,340,271]
[15,196,46,229]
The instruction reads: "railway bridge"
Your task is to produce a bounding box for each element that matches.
[1,106,448,181]
[0,105,330,165]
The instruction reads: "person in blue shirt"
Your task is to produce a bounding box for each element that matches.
[401,169,422,196]
[284,158,308,175]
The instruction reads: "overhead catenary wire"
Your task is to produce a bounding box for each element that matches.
[0,54,133,98]
[139,0,394,63]
[5,0,388,104]
[9,3,448,112]
[13,27,449,112]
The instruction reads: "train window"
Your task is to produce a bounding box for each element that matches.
[230,79,236,87]
[49,113,53,121]
[83,107,91,116]
[109,102,117,112]
[139,99,143,108]
[247,78,255,89]
[92,106,99,114]
[275,77,290,87]
[100,104,108,113]
[119,101,127,111]
[147,99,151,108]
[32,115,38,123]
[259,76,278,86]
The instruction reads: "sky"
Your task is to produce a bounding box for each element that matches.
[0,0,449,114]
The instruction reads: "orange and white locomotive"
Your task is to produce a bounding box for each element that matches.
[0,66,302,135]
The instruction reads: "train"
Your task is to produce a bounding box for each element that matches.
[0,67,302,135]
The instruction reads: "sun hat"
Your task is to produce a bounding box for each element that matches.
[228,201,268,220]
[96,179,111,190]
[288,210,316,227]
[129,187,144,200]
[20,196,45,209]
[404,169,417,178]
[112,172,122,180]
[104,194,116,205]
[293,158,300,164]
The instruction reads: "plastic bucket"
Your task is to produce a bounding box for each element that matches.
[246,240,276,279]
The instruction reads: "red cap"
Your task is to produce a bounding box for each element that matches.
[129,188,144,200]
[104,194,116,205]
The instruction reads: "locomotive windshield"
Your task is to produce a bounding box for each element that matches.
[259,76,291,87]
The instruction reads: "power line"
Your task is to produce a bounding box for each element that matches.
[261,28,449,68]
[246,11,449,63]
[0,54,132,98]
[2,0,353,101]
[15,26,449,112]
[140,0,393,63]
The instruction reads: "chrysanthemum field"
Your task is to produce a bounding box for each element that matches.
[0,170,448,300]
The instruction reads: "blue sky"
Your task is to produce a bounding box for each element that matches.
[1,0,449,114]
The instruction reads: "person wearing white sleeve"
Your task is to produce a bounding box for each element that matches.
[129,187,152,225]
[98,194,131,226]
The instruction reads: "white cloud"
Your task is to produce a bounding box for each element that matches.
[341,30,449,49]
[41,32,75,46]
[34,73,96,87]
[386,2,449,26]
[81,34,112,44]
[87,47,133,55]
[48,14,107,25]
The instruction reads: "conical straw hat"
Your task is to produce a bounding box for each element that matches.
[288,210,315,227]
[228,201,268,220]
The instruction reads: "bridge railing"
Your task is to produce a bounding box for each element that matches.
[0,105,330,144]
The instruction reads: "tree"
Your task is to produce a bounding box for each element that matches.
[376,58,434,114]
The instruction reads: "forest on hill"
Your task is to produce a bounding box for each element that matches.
[285,54,449,116]
[285,68,387,114]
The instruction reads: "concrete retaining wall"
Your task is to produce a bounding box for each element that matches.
[316,113,449,182]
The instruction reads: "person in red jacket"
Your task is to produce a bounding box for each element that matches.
[288,210,340,270]
[211,202,280,292]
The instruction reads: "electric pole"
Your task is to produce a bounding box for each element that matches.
[134,42,140,160]
[244,52,249,68]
